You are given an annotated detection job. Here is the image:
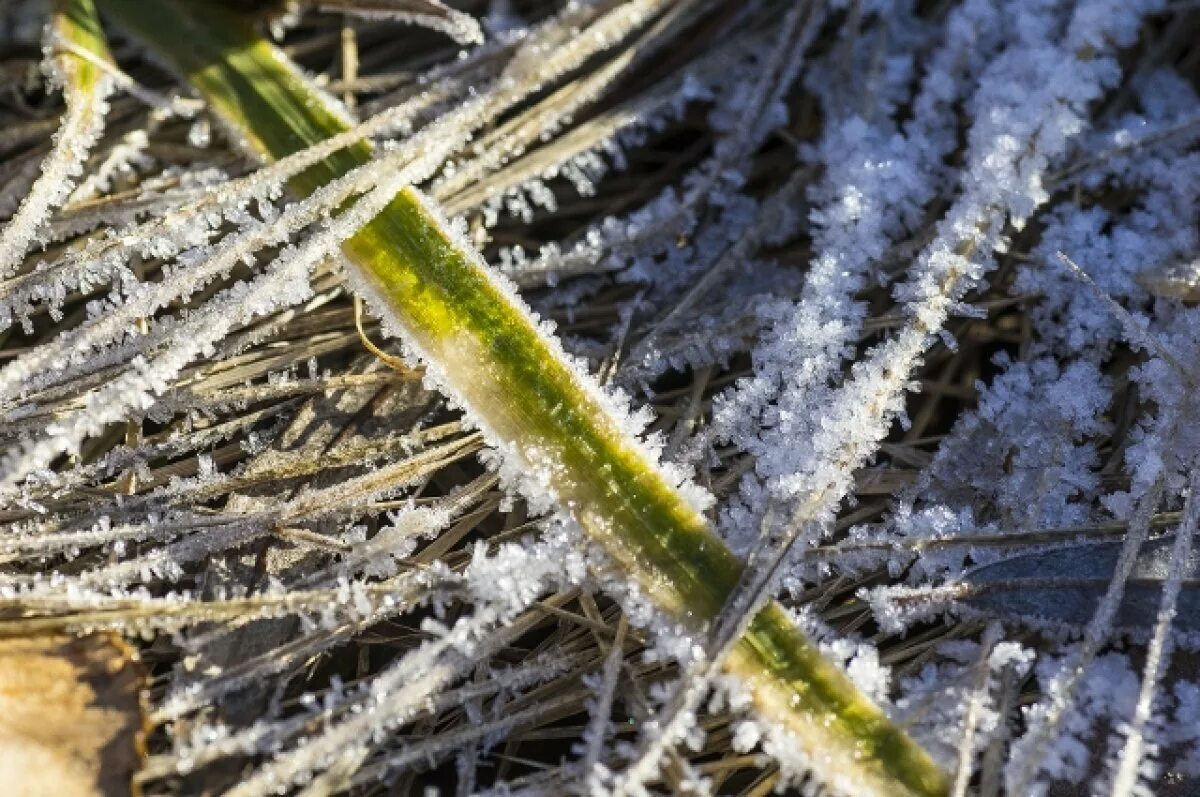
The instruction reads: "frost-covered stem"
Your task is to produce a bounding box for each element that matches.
[580,613,628,783]
[432,0,697,202]
[0,573,437,636]
[0,105,475,406]
[101,2,948,795]
[0,0,112,279]
[316,0,484,45]
[226,609,506,797]
[1109,468,1200,796]
[1006,475,1167,794]
[715,0,1154,575]
[610,651,712,796]
[2,432,480,590]
[0,155,449,490]
[951,623,1002,797]
[698,0,1002,548]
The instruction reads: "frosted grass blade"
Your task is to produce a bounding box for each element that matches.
[0,0,113,278]
[99,2,948,794]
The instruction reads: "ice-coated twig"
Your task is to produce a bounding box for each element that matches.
[1107,468,1200,796]
[220,535,574,797]
[717,0,1157,566]
[0,178,381,488]
[579,613,628,784]
[1055,251,1196,385]
[312,0,484,45]
[700,0,1005,545]
[1004,475,1168,794]
[0,95,486,404]
[950,624,1002,797]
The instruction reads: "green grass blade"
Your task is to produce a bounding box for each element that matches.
[98,2,949,794]
[55,0,112,68]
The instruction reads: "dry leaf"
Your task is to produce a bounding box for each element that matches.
[0,634,146,797]
[960,536,1200,635]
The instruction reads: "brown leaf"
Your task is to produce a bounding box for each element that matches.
[0,634,147,797]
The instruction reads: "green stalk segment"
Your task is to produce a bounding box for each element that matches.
[55,0,113,72]
[100,2,948,794]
